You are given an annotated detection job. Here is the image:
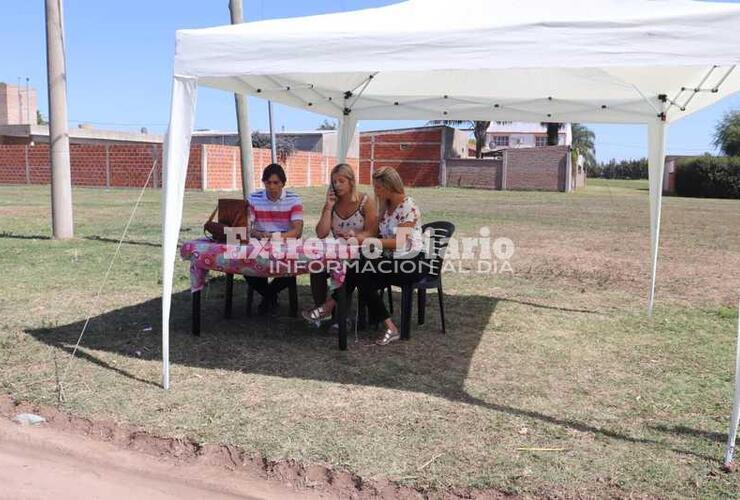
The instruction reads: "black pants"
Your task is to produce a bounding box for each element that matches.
[310,270,359,307]
[356,256,426,323]
[245,276,293,302]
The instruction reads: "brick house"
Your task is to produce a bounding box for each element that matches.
[359,125,469,187]
[360,125,583,191]
[662,155,700,194]
[0,83,37,126]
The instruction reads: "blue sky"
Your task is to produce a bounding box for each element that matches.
[3,0,739,161]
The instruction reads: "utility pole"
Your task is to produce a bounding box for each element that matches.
[45,0,74,239]
[17,77,22,123]
[26,77,30,124]
[228,0,255,195]
[268,101,277,163]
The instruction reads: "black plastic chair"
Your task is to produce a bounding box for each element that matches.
[245,276,298,317]
[388,221,455,339]
[356,286,392,330]
[222,273,298,318]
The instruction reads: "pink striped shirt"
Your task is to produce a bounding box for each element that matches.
[247,189,303,234]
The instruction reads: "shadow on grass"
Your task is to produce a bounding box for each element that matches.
[25,277,717,462]
[649,424,727,444]
[28,277,498,405]
[0,231,159,248]
[493,296,599,314]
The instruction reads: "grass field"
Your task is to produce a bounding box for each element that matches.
[1,179,740,497]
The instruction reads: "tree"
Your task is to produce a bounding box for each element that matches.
[571,123,596,169]
[428,120,491,158]
[713,110,740,156]
[251,131,295,158]
[317,119,337,130]
[589,158,648,179]
[36,110,48,125]
[541,122,564,145]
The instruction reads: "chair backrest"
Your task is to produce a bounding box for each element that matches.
[421,221,455,276]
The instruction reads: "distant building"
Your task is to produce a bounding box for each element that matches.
[0,124,162,145]
[360,124,583,191]
[0,83,38,126]
[486,122,572,152]
[191,129,359,158]
[663,155,700,194]
[360,125,470,187]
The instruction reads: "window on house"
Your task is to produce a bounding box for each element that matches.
[492,135,509,147]
[535,136,548,147]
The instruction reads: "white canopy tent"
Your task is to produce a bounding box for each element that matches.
[161,0,740,465]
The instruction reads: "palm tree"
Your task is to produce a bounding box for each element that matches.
[316,118,337,130]
[571,123,596,168]
[541,122,564,145]
[428,120,491,158]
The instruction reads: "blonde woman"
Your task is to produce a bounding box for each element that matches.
[357,166,425,345]
[302,163,377,325]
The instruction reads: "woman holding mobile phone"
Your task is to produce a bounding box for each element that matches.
[303,163,377,327]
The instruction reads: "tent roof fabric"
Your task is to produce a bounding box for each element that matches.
[173,0,740,124]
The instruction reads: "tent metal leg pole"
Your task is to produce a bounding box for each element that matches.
[192,290,201,336]
[647,120,666,317]
[724,298,740,468]
[337,115,358,164]
[336,284,347,351]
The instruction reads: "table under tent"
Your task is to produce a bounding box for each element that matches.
[160,0,740,466]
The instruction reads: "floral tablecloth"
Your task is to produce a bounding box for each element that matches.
[180,238,356,292]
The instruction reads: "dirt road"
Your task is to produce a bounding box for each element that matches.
[0,417,325,500]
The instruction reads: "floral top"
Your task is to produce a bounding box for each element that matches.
[331,194,368,238]
[379,196,423,257]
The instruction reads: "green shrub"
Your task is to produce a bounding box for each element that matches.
[674,155,740,199]
[588,158,648,179]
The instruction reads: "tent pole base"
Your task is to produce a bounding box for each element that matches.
[192,290,201,336]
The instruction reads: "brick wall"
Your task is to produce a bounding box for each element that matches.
[0,141,562,192]
[360,128,443,187]
[506,146,568,191]
[202,145,358,191]
[0,144,164,189]
[443,147,570,192]
[0,143,358,191]
[0,145,27,184]
[446,159,503,189]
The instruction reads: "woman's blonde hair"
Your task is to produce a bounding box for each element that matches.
[372,166,405,213]
[372,166,405,195]
[330,163,358,203]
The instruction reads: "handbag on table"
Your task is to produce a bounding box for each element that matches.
[204,198,249,243]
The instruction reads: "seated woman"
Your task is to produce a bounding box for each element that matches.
[247,163,304,314]
[302,163,377,326]
[357,166,424,346]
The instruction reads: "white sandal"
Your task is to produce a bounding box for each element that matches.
[376,328,400,346]
[302,305,332,325]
